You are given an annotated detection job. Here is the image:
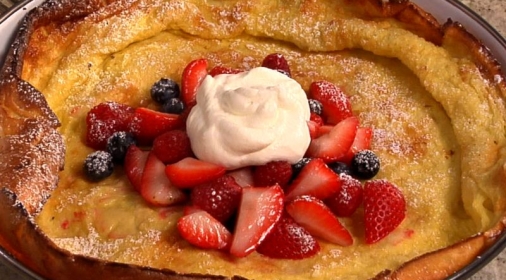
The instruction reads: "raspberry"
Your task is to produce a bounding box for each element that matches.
[325,174,363,217]
[190,175,242,223]
[261,53,292,77]
[152,130,192,164]
[253,160,293,188]
[85,102,135,150]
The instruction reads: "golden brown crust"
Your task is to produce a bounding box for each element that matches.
[0,0,505,279]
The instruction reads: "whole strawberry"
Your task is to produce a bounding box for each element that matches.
[190,175,242,223]
[253,160,293,188]
[364,179,406,244]
[257,214,320,259]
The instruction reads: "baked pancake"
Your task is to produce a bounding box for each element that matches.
[1,0,506,279]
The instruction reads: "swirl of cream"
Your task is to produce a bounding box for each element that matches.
[186,67,311,170]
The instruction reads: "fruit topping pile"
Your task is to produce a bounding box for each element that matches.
[82,53,406,259]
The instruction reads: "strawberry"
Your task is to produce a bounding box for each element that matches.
[124,145,149,192]
[310,81,353,124]
[129,107,181,144]
[230,185,284,257]
[181,58,208,107]
[177,208,232,250]
[227,167,254,187]
[310,113,324,127]
[256,214,320,259]
[325,174,363,217]
[152,130,192,164]
[316,125,333,138]
[140,152,186,206]
[165,157,226,188]
[342,127,373,164]
[285,158,341,201]
[190,175,242,223]
[85,102,135,150]
[253,161,293,188]
[306,116,359,162]
[307,120,320,139]
[209,66,242,76]
[363,179,406,244]
[261,53,291,77]
[286,196,353,246]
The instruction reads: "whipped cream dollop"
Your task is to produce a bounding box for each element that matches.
[186,67,311,170]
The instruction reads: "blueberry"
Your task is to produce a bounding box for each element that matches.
[308,99,323,115]
[292,157,312,177]
[161,98,185,114]
[83,151,114,181]
[327,161,352,176]
[150,78,180,104]
[351,150,380,179]
[106,131,136,163]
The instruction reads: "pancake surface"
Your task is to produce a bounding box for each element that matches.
[1,0,506,279]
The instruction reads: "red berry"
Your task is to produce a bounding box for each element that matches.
[285,158,341,201]
[261,53,291,77]
[140,152,186,206]
[191,175,242,223]
[165,157,226,188]
[177,209,232,250]
[152,130,192,164]
[230,185,284,257]
[253,160,293,188]
[325,174,363,217]
[310,113,324,126]
[257,214,320,259]
[310,81,353,124]
[364,179,406,244]
[307,116,358,163]
[129,107,180,144]
[209,66,242,76]
[124,145,149,192]
[342,127,373,164]
[85,102,135,150]
[286,196,353,246]
[181,58,208,107]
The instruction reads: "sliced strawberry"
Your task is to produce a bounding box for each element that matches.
[152,130,192,164]
[364,179,406,244]
[181,58,208,107]
[124,145,149,192]
[257,214,320,259]
[85,102,135,150]
[286,196,353,246]
[310,81,353,124]
[261,53,291,77]
[316,125,333,138]
[253,161,293,188]
[230,185,284,257]
[227,167,254,187]
[191,175,242,223]
[140,152,186,206]
[285,158,341,201]
[209,66,242,76]
[307,120,320,139]
[177,208,232,250]
[310,113,324,127]
[325,174,363,217]
[342,127,373,164]
[306,116,359,162]
[129,107,181,144]
[165,157,226,188]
